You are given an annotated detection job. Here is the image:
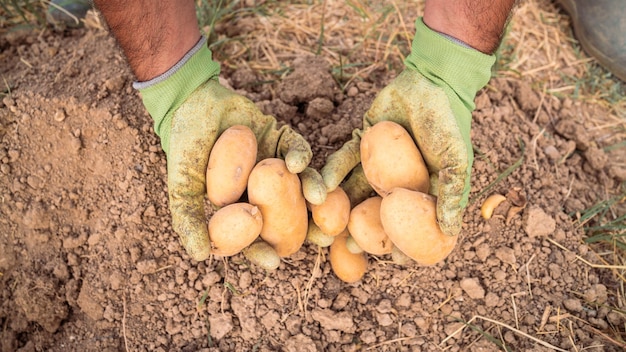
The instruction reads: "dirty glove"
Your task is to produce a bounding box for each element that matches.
[321,18,495,236]
[134,36,325,261]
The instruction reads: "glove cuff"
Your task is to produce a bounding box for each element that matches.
[133,35,221,155]
[404,18,495,111]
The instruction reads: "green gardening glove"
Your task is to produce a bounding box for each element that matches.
[135,36,326,261]
[321,18,495,237]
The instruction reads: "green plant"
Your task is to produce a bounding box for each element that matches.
[580,182,626,251]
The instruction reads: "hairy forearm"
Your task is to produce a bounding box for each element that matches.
[93,0,201,81]
[423,0,517,54]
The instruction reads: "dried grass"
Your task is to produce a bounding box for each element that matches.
[502,0,625,113]
[208,0,421,85]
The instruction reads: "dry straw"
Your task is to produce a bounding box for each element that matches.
[209,0,421,85]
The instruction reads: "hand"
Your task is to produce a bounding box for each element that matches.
[137,38,325,261]
[321,18,495,237]
[169,80,326,261]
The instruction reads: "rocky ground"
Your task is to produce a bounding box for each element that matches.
[1,1,625,351]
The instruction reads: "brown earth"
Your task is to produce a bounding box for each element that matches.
[1,2,625,352]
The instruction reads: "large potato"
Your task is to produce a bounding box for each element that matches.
[329,231,368,283]
[247,158,308,257]
[208,203,263,256]
[308,187,350,236]
[347,196,393,256]
[206,125,258,207]
[360,120,429,196]
[380,188,458,266]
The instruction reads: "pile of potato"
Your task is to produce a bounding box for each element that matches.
[205,121,458,283]
[206,125,307,271]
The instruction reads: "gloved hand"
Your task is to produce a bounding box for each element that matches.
[135,36,326,261]
[321,18,495,237]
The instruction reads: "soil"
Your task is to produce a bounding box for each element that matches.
[1,5,625,352]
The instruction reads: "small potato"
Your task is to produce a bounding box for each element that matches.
[329,231,368,283]
[309,187,350,236]
[208,203,263,257]
[480,193,507,219]
[247,158,308,257]
[360,120,429,196]
[345,235,364,254]
[243,241,281,271]
[306,219,336,248]
[206,125,258,207]
[391,245,413,266]
[380,188,458,266]
[347,196,393,256]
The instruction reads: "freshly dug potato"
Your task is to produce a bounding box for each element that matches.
[309,187,350,236]
[243,241,281,271]
[247,158,308,257]
[480,193,507,219]
[329,231,368,283]
[347,196,393,256]
[208,203,263,257]
[306,219,335,248]
[380,188,458,266]
[391,245,413,266]
[206,125,258,207]
[345,235,364,254]
[360,120,429,196]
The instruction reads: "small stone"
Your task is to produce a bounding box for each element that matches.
[8,149,19,162]
[375,312,394,326]
[311,308,355,332]
[544,145,560,161]
[524,206,556,237]
[209,313,234,340]
[563,298,583,312]
[136,259,158,274]
[104,76,126,92]
[305,97,334,120]
[376,299,393,314]
[584,284,608,304]
[494,246,516,265]
[109,272,123,290]
[484,292,500,307]
[54,109,66,122]
[26,175,41,189]
[583,147,608,170]
[475,243,491,262]
[77,283,104,321]
[460,278,485,299]
[283,334,317,352]
[70,136,82,152]
[346,86,359,97]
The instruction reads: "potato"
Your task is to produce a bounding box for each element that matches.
[208,203,263,257]
[391,245,413,266]
[308,187,350,236]
[243,240,281,271]
[480,193,507,219]
[247,158,308,257]
[306,219,336,248]
[329,231,368,283]
[347,196,393,255]
[360,120,429,196]
[206,125,258,207]
[380,188,458,266]
[345,235,364,254]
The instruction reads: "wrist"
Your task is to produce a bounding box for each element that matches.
[134,36,221,155]
[423,0,516,55]
[405,18,495,110]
